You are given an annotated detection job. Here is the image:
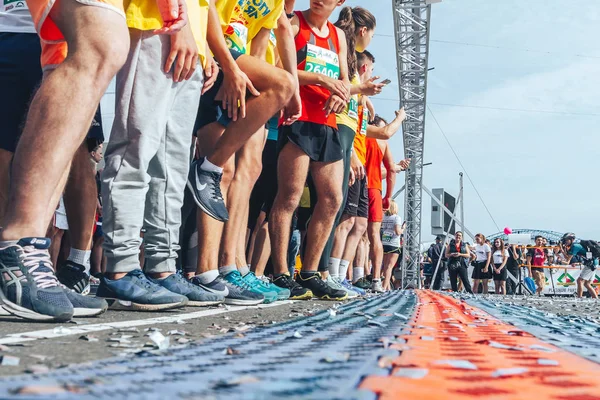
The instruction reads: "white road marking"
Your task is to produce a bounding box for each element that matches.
[0,301,295,345]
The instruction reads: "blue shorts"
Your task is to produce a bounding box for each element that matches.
[0,33,42,153]
[193,49,244,133]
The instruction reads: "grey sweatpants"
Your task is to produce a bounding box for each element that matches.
[102,28,203,274]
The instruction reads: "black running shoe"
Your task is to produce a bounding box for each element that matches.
[187,158,229,222]
[273,273,312,300]
[57,260,90,295]
[296,272,347,301]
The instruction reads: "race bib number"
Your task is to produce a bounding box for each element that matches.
[360,108,369,136]
[304,44,340,79]
[224,22,248,54]
[347,97,359,120]
[587,252,593,260]
[2,0,28,12]
[382,232,393,243]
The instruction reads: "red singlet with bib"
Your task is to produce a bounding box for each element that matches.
[294,10,340,129]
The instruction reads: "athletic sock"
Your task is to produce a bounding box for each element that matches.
[300,271,318,279]
[68,248,91,275]
[196,269,219,284]
[327,257,341,280]
[353,266,364,283]
[339,260,350,281]
[238,265,250,276]
[200,158,223,174]
[219,264,237,276]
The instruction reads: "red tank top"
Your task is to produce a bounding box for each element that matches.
[294,11,340,128]
[365,137,383,190]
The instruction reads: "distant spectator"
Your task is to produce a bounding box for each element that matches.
[505,244,521,295]
[445,231,473,293]
[527,235,548,296]
[429,235,446,290]
[491,238,508,295]
[472,233,492,294]
[381,200,404,291]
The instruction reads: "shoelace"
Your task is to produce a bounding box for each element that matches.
[277,274,299,289]
[329,276,345,289]
[247,273,270,289]
[227,273,253,291]
[20,246,60,289]
[211,172,224,201]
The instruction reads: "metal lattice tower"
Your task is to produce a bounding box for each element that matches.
[393,0,433,288]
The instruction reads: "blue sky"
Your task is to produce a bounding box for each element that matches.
[295,0,600,240]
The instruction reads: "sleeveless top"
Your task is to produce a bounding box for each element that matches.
[294,10,341,128]
[353,105,368,164]
[365,137,383,190]
[336,74,360,132]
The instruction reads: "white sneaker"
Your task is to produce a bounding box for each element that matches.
[326,275,358,299]
[371,279,384,293]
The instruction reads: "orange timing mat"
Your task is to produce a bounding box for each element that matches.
[360,290,600,400]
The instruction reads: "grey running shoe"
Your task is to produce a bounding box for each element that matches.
[63,286,108,317]
[190,275,229,297]
[326,275,358,299]
[0,238,73,322]
[371,279,384,293]
[187,158,229,222]
[148,273,223,306]
[218,273,264,306]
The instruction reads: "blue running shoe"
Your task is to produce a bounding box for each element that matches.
[0,238,73,322]
[241,272,281,303]
[221,271,264,305]
[63,286,108,317]
[148,273,223,307]
[342,279,365,296]
[187,158,229,222]
[96,269,188,311]
[258,275,291,301]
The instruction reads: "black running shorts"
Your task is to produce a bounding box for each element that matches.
[343,176,368,218]
[278,120,343,163]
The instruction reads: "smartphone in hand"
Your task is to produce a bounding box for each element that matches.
[379,78,391,85]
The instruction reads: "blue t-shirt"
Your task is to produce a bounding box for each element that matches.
[569,243,587,257]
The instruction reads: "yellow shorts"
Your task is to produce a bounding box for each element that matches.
[28,0,125,69]
[532,270,546,291]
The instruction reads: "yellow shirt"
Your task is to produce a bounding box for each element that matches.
[266,30,278,65]
[336,74,360,132]
[247,29,278,65]
[216,0,283,54]
[124,0,209,68]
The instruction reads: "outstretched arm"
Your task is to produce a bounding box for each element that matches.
[366,108,406,139]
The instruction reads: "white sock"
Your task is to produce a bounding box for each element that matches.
[328,257,341,280]
[68,248,91,274]
[219,264,237,276]
[339,260,350,281]
[238,265,250,276]
[353,267,364,283]
[196,269,219,284]
[200,158,223,174]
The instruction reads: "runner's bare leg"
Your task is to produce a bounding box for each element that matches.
[0,2,128,240]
